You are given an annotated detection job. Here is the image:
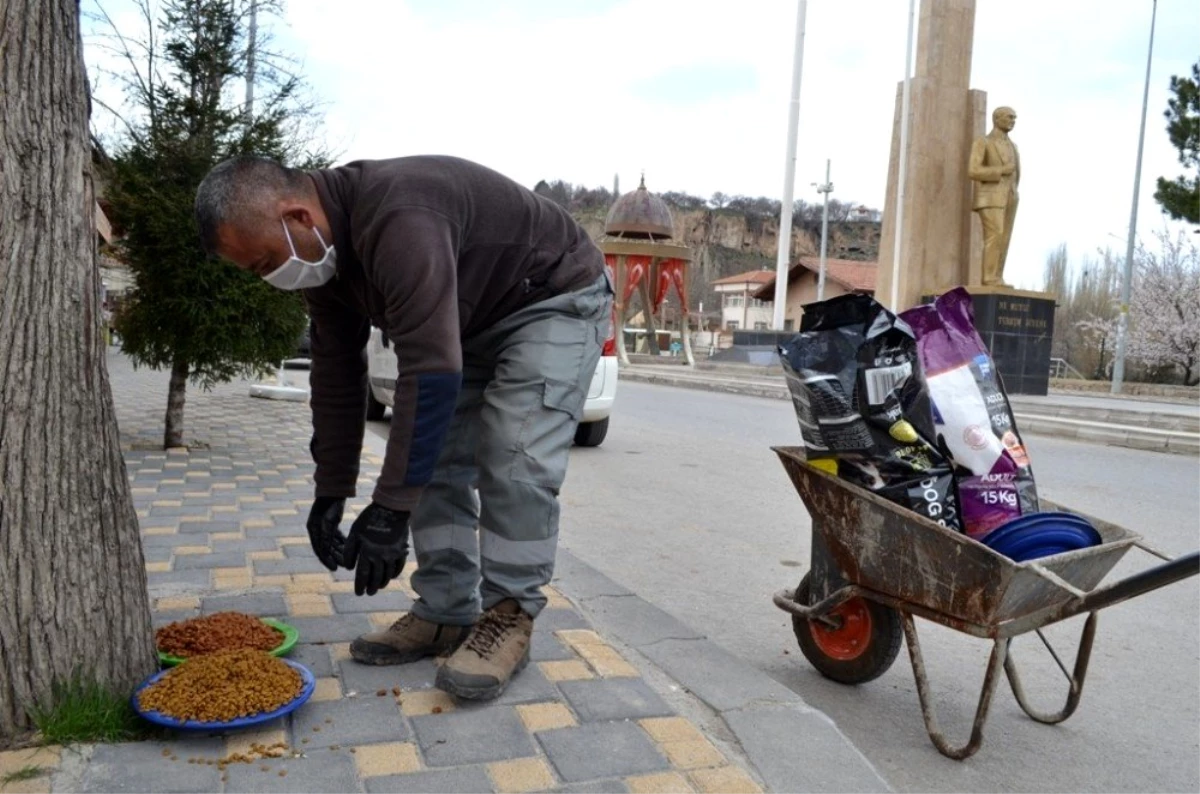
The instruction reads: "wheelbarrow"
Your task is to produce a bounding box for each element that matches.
[770,446,1200,760]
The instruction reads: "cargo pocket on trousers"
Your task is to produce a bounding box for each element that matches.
[511,378,585,489]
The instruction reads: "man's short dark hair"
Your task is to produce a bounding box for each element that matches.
[194,155,309,255]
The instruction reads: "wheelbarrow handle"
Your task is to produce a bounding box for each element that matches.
[772,585,863,624]
[1074,550,1200,616]
[1026,542,1200,616]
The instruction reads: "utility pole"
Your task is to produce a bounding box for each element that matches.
[772,0,807,329]
[240,0,306,399]
[813,159,833,301]
[1111,0,1157,395]
[244,0,257,119]
[888,0,917,311]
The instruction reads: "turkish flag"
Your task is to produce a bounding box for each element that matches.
[623,256,651,305]
[653,259,687,312]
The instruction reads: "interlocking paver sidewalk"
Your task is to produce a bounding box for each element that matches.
[11,352,769,794]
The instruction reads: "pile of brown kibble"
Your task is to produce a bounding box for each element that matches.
[156,612,283,658]
[138,649,302,722]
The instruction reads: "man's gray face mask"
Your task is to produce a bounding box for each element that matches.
[264,220,337,290]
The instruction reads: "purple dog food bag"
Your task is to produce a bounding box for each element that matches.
[901,288,1039,540]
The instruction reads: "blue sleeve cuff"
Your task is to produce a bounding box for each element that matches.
[404,371,462,486]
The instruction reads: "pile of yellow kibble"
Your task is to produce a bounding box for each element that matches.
[138,649,302,722]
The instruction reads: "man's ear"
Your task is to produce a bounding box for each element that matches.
[281,204,315,228]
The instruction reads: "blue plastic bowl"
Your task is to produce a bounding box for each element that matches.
[133,658,315,731]
[982,512,1102,562]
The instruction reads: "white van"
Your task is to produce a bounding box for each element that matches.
[365,316,618,447]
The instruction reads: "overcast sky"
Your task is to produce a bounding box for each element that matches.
[84,0,1199,291]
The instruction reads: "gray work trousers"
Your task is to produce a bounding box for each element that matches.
[407,275,612,624]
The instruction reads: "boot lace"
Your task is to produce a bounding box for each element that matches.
[464,611,520,657]
[388,612,419,633]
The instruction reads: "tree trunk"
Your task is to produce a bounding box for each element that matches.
[640,279,660,355]
[163,358,189,448]
[0,0,156,740]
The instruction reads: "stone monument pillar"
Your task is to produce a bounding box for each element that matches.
[877,0,987,311]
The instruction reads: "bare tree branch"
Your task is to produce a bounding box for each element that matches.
[90,93,141,140]
[88,0,164,130]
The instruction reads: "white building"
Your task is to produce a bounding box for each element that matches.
[711,269,776,331]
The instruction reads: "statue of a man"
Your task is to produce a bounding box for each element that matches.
[969,107,1020,287]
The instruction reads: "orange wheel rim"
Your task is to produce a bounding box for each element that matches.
[810,598,873,661]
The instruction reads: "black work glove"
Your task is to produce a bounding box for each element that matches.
[306,496,346,571]
[342,503,410,596]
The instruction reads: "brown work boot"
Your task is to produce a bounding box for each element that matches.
[350,612,470,666]
[435,599,532,700]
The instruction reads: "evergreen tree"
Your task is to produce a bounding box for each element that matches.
[94,0,328,447]
[1154,62,1200,224]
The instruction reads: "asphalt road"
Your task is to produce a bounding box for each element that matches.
[550,382,1200,793]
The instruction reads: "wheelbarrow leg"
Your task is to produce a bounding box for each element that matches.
[901,612,1007,760]
[1004,611,1098,725]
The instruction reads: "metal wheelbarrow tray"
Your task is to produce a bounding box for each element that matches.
[770,446,1200,760]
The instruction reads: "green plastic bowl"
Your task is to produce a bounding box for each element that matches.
[157,618,299,667]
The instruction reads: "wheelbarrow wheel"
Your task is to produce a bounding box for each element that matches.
[792,574,902,685]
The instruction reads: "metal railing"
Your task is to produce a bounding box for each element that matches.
[1049,358,1087,380]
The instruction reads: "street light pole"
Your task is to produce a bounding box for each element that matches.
[889,0,917,311]
[772,0,807,330]
[814,159,833,301]
[244,0,257,118]
[1111,0,1157,395]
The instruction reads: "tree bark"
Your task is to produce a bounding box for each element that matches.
[163,358,189,448]
[0,0,157,740]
